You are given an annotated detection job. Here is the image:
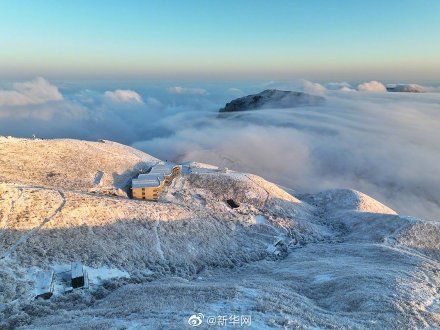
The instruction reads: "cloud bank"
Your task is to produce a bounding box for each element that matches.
[0,77,63,106]
[301,80,327,95]
[167,86,208,95]
[104,90,143,104]
[357,80,387,92]
[1,78,439,220]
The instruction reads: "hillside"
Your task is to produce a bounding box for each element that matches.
[0,137,158,196]
[0,137,439,329]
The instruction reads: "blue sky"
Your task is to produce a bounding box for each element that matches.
[1,0,439,81]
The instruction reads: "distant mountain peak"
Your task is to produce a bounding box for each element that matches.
[219,89,325,113]
[386,84,426,93]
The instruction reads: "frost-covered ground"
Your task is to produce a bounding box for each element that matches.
[0,137,158,196]
[0,137,439,329]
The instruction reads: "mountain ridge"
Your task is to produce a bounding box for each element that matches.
[0,137,438,328]
[219,89,325,113]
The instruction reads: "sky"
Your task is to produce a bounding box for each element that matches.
[1,0,439,82]
[0,1,440,220]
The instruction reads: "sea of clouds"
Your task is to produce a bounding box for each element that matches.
[0,77,439,220]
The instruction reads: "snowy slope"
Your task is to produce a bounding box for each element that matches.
[0,138,438,328]
[0,137,158,195]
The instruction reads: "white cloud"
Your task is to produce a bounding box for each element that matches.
[0,78,166,143]
[339,86,356,92]
[0,77,63,106]
[325,82,355,92]
[133,90,440,220]
[104,90,143,104]
[227,88,244,96]
[301,80,327,95]
[145,97,163,108]
[357,81,387,92]
[259,79,329,95]
[1,78,440,220]
[167,86,207,95]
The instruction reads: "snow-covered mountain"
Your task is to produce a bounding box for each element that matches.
[219,89,325,112]
[0,137,438,328]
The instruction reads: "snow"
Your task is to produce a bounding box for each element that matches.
[313,274,333,283]
[0,137,438,328]
[0,137,158,196]
[85,266,130,285]
[254,215,267,224]
[24,264,131,299]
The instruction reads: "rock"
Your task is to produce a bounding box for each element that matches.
[266,237,288,258]
[386,84,426,93]
[219,89,325,113]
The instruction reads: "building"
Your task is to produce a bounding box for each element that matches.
[71,262,86,288]
[131,163,181,201]
[35,270,54,299]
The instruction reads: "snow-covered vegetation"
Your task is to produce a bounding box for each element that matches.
[0,137,439,328]
[0,137,158,196]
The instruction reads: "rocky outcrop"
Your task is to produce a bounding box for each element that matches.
[219,89,325,113]
[386,84,426,93]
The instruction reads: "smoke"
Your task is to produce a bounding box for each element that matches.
[0,78,439,220]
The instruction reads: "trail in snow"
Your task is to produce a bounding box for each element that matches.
[0,187,23,231]
[2,182,129,202]
[243,174,270,207]
[1,189,66,260]
[0,188,23,254]
[153,220,165,260]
